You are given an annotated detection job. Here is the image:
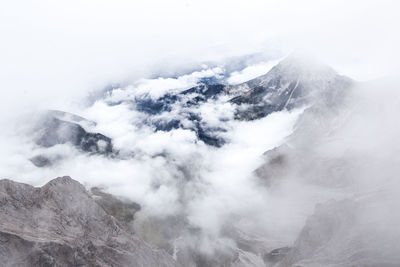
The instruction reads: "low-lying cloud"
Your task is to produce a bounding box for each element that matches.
[1,0,400,265]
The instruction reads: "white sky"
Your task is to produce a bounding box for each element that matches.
[0,0,398,115]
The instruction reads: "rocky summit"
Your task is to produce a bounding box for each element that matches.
[0,176,178,267]
[229,55,353,120]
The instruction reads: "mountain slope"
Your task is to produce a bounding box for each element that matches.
[229,55,353,120]
[0,176,178,267]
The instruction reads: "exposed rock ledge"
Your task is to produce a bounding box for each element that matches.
[0,176,178,267]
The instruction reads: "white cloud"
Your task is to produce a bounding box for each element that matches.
[0,0,400,263]
[227,59,281,85]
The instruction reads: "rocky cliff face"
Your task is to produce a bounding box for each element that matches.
[0,176,178,267]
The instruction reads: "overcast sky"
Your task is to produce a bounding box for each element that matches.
[0,0,398,116]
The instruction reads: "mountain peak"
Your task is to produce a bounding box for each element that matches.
[230,54,353,120]
[257,53,339,84]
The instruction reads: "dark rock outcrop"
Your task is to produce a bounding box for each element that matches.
[133,83,228,147]
[35,114,113,155]
[0,176,178,267]
[29,155,53,167]
[134,84,226,117]
[30,110,115,167]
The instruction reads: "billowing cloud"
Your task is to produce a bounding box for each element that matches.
[0,0,399,265]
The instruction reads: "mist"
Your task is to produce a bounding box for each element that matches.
[1,0,398,114]
[1,0,400,266]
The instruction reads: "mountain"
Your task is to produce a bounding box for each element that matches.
[132,83,228,147]
[26,55,354,161]
[15,55,365,267]
[229,54,353,120]
[34,110,113,154]
[118,54,353,146]
[250,70,400,266]
[0,176,178,267]
[30,110,115,167]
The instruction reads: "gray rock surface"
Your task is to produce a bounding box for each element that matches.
[0,176,178,267]
[229,55,353,120]
[29,110,115,167]
[35,114,113,154]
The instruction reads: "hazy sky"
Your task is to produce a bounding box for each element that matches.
[0,0,398,117]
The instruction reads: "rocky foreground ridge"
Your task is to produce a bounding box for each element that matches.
[2,176,399,267]
[0,176,178,267]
